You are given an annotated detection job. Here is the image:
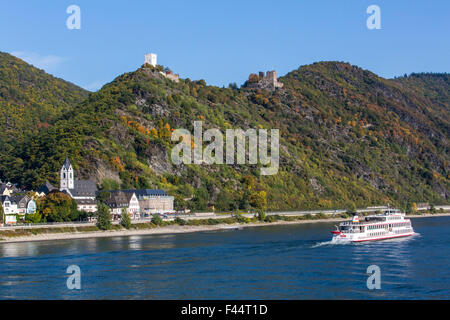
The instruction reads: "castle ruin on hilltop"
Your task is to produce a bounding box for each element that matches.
[144,52,180,83]
[246,70,284,90]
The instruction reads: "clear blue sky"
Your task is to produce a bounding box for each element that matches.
[1,0,449,91]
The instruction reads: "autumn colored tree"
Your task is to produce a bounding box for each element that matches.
[249,191,267,210]
[248,73,260,83]
[241,175,256,190]
[150,128,158,138]
[39,191,79,222]
[159,123,172,139]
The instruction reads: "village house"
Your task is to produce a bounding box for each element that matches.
[36,181,57,197]
[0,181,21,196]
[1,195,18,224]
[122,189,174,216]
[0,194,37,225]
[12,195,37,215]
[104,191,140,220]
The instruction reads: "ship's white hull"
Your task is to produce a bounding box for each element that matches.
[331,208,415,243]
[332,230,414,243]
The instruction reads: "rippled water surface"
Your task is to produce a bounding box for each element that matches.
[0,216,449,299]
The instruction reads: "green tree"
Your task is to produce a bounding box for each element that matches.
[151,214,163,226]
[256,209,266,222]
[190,188,208,211]
[138,176,151,189]
[101,178,120,191]
[97,191,111,203]
[24,212,42,223]
[405,200,413,214]
[120,208,132,229]
[96,203,112,230]
[174,195,187,211]
[265,215,277,223]
[234,211,248,223]
[228,82,238,90]
[430,204,437,214]
[0,202,4,224]
[346,202,357,215]
[174,217,186,225]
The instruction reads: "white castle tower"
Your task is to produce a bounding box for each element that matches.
[145,53,157,67]
[60,157,74,191]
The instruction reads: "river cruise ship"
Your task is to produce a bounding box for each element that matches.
[331,208,414,243]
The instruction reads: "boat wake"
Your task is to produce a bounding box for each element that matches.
[311,240,352,248]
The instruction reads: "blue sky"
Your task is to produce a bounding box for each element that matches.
[1,0,449,91]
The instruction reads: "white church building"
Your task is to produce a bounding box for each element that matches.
[59,157,98,213]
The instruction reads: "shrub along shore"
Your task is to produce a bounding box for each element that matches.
[0,211,448,243]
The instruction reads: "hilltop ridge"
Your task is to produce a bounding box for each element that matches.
[0,52,89,162]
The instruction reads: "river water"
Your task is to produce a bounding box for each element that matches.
[0,216,449,299]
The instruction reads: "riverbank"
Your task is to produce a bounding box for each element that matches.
[0,216,349,243]
[1,212,449,244]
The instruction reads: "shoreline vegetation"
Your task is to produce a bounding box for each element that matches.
[1,211,449,244]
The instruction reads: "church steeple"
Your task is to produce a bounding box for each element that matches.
[60,157,74,190]
[63,157,71,170]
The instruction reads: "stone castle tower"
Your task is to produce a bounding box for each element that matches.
[144,53,157,67]
[248,70,283,90]
[60,157,74,191]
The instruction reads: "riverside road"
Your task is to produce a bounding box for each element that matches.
[2,205,449,230]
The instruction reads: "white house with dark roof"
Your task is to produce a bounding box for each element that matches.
[104,191,140,220]
[122,189,174,215]
[1,191,36,225]
[59,157,98,213]
[11,195,37,215]
[1,195,19,224]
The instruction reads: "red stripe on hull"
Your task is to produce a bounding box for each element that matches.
[352,232,414,242]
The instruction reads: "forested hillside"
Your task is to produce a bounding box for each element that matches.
[0,52,89,181]
[0,54,448,211]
